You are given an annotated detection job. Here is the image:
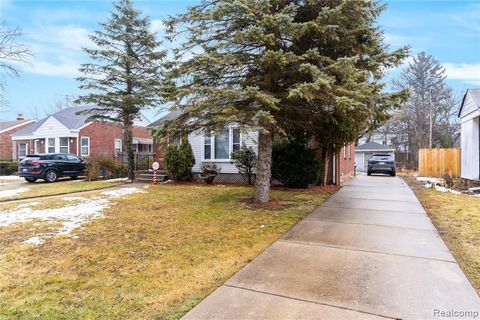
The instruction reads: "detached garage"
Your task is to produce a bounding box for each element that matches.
[355,141,395,172]
[458,89,480,181]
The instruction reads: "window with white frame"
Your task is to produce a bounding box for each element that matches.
[347,144,351,159]
[47,138,56,153]
[81,137,90,156]
[59,137,69,153]
[115,139,122,154]
[19,143,27,157]
[343,144,347,158]
[204,128,241,160]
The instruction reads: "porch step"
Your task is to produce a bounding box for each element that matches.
[135,172,168,183]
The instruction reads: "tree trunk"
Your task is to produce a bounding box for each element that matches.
[124,122,134,181]
[254,130,273,204]
[323,149,330,186]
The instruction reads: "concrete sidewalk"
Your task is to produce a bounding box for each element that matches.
[183,175,480,320]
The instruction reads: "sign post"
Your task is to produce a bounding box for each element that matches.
[151,161,160,185]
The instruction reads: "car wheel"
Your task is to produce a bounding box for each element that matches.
[44,170,58,183]
[70,176,78,180]
[25,177,37,183]
[367,171,371,176]
[391,171,396,177]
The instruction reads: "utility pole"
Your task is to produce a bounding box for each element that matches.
[429,91,433,149]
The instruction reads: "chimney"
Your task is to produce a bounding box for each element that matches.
[16,114,24,121]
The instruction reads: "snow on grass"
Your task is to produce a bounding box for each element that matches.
[0,176,23,180]
[0,187,29,199]
[0,187,145,246]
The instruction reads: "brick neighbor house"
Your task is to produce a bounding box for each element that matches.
[11,106,153,161]
[149,111,355,185]
[0,115,36,160]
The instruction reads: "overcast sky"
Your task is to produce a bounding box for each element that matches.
[1,0,479,122]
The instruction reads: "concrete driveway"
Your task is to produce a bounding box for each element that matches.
[183,175,480,320]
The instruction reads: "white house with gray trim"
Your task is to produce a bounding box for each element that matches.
[355,141,395,172]
[458,89,480,180]
[149,112,258,182]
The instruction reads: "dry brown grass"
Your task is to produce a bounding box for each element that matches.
[403,176,480,294]
[0,184,333,319]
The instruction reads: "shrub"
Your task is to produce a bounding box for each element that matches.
[231,145,256,185]
[200,163,220,184]
[165,141,196,182]
[86,156,127,181]
[165,145,182,182]
[271,138,320,188]
[178,140,195,180]
[0,161,18,175]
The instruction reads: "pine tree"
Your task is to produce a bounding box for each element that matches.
[76,0,165,181]
[160,0,408,201]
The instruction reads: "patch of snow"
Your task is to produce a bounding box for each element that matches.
[424,183,433,189]
[0,187,29,199]
[434,185,462,195]
[24,236,45,245]
[103,177,128,182]
[101,187,145,198]
[417,176,443,184]
[0,176,22,180]
[0,187,145,246]
[61,196,87,201]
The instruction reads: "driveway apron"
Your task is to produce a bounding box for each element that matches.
[183,175,480,320]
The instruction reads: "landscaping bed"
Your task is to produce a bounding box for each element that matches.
[0,184,334,319]
[403,176,480,294]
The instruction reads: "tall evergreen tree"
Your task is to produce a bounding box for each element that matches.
[160,0,408,202]
[76,0,165,180]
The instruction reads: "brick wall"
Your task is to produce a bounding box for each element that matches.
[79,122,123,158]
[339,143,356,184]
[0,123,35,160]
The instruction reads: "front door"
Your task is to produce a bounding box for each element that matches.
[34,140,41,154]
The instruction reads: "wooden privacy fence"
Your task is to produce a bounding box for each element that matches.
[418,148,461,178]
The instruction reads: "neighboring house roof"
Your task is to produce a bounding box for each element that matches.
[148,110,181,128]
[355,141,395,152]
[0,119,35,133]
[458,88,480,118]
[12,105,150,137]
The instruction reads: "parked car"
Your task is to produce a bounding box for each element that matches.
[18,154,86,183]
[367,153,396,176]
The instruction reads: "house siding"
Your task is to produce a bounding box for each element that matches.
[0,122,34,160]
[339,144,355,183]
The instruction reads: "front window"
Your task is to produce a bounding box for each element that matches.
[59,137,69,153]
[204,136,211,159]
[204,127,242,160]
[115,139,122,154]
[47,138,55,153]
[19,143,27,157]
[214,130,229,159]
[34,140,41,154]
[81,137,90,156]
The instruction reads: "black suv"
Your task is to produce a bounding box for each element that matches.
[367,153,396,177]
[18,154,86,183]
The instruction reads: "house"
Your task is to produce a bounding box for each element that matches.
[458,89,480,181]
[11,106,153,161]
[149,112,356,185]
[0,114,36,160]
[355,141,395,172]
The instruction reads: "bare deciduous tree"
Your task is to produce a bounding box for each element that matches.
[0,22,31,109]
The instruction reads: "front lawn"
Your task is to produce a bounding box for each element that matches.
[0,180,123,202]
[0,184,333,319]
[404,177,480,294]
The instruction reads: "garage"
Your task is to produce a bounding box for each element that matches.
[355,141,395,172]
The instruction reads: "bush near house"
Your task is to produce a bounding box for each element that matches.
[165,141,195,182]
[86,156,127,181]
[0,161,19,176]
[272,138,321,188]
[231,145,256,185]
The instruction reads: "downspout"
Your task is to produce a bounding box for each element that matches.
[76,133,79,156]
